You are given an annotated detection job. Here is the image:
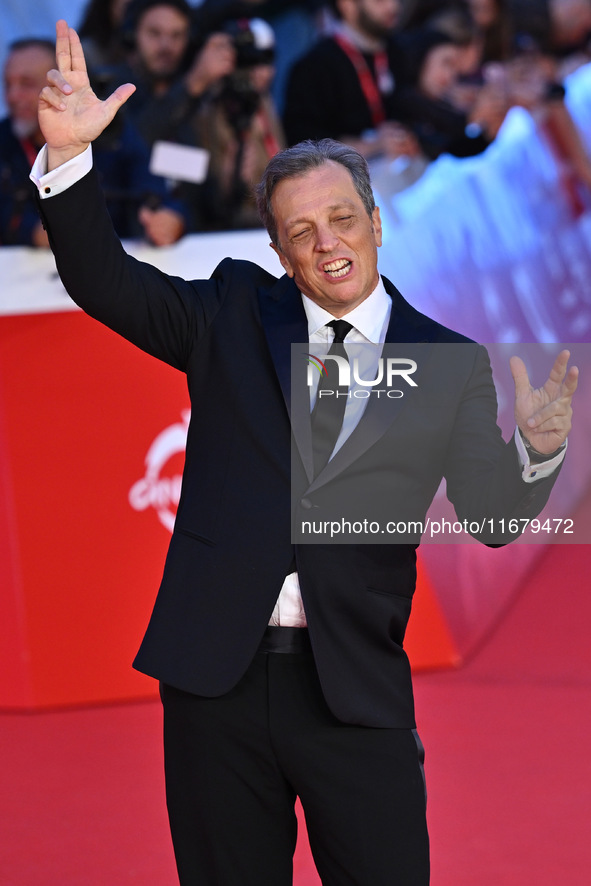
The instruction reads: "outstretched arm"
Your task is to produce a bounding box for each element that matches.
[511,349,578,458]
[34,22,232,372]
[39,20,135,171]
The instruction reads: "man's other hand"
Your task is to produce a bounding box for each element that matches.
[511,349,578,456]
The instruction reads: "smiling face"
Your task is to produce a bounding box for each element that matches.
[270,161,382,317]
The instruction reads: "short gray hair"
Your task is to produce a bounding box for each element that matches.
[256,139,376,247]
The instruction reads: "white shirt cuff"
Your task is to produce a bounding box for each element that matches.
[514,426,567,483]
[30,144,93,198]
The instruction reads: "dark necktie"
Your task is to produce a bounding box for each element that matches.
[311,319,353,476]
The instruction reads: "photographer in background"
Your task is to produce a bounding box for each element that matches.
[194,18,285,230]
[108,0,235,148]
[191,0,324,115]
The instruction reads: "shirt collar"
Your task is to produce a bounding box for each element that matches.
[302,277,391,343]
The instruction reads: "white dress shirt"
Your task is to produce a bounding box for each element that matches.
[269,280,392,627]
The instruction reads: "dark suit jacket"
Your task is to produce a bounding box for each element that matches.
[39,167,559,727]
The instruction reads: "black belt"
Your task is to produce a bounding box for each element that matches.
[258,626,312,654]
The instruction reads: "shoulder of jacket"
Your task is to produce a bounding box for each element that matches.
[209,256,279,289]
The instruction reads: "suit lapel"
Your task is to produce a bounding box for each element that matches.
[307,277,437,492]
[258,274,315,482]
[258,274,442,491]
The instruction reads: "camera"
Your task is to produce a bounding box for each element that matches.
[221,19,276,135]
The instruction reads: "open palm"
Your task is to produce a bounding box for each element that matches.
[39,20,135,166]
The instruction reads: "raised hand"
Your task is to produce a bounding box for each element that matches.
[511,349,578,456]
[39,20,135,171]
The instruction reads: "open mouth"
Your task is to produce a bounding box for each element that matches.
[323,259,352,279]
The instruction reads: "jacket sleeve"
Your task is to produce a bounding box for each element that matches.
[37,164,230,372]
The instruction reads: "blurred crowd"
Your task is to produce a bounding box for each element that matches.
[2,0,591,248]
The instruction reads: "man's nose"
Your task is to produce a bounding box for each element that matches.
[159,35,175,51]
[314,226,339,253]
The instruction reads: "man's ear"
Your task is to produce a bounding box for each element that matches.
[270,242,294,277]
[372,206,383,248]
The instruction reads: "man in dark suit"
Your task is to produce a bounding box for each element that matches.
[33,21,577,886]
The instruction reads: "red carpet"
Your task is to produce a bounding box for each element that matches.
[415,541,591,885]
[2,537,590,885]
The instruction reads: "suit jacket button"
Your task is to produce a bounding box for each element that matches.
[301,498,313,510]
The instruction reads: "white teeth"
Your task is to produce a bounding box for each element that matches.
[323,259,351,277]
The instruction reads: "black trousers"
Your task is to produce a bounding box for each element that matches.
[160,645,429,886]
